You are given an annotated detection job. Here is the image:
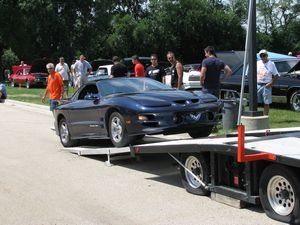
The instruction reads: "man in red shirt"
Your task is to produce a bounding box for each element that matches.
[132,55,145,77]
[42,63,64,111]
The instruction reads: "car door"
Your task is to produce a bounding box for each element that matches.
[221,64,247,92]
[68,84,106,138]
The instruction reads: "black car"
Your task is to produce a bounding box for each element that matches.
[54,78,222,147]
[220,52,300,111]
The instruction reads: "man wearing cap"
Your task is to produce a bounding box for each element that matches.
[257,49,280,115]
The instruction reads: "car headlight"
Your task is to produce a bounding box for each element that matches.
[138,115,149,121]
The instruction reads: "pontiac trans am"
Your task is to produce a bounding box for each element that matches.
[54,78,222,147]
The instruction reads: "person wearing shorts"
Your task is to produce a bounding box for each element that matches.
[257,49,280,115]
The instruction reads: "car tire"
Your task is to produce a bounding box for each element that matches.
[180,153,210,196]
[259,164,300,224]
[289,90,300,112]
[59,118,78,147]
[109,112,134,147]
[188,125,214,138]
[25,80,30,89]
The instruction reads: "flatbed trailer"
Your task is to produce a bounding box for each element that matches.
[63,127,300,224]
[129,127,300,224]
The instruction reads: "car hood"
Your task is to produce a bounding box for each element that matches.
[126,90,201,107]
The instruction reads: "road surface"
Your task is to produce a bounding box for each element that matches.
[0,101,284,225]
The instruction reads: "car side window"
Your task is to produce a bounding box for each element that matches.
[78,84,99,100]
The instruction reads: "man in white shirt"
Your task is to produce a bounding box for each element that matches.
[257,49,280,115]
[74,54,92,88]
[55,57,70,97]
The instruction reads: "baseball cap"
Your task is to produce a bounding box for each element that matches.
[258,49,268,56]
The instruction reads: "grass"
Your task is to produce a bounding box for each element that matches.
[4,82,300,133]
[6,83,76,105]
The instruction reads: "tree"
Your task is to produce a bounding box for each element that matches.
[1,48,19,70]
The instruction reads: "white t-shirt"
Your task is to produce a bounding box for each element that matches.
[257,60,279,83]
[55,63,70,80]
[74,60,92,77]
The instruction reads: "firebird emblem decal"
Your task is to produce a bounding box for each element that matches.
[189,112,201,121]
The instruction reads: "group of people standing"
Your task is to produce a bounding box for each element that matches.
[110,51,184,89]
[41,46,279,117]
[41,54,92,110]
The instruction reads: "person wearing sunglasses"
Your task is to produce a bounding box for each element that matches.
[145,54,166,83]
[257,49,280,115]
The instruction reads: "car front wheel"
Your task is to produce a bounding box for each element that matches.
[59,118,78,147]
[289,90,300,112]
[109,112,134,147]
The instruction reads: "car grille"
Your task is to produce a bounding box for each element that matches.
[174,98,199,104]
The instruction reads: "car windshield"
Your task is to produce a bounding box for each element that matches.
[98,78,172,96]
[274,60,299,73]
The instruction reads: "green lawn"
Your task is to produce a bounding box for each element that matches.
[6,84,76,105]
[4,83,300,133]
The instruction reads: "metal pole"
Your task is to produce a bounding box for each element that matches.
[241,0,263,117]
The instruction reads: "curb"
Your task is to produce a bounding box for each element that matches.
[5,99,52,116]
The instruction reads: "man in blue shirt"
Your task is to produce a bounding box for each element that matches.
[200,46,232,97]
[0,82,7,103]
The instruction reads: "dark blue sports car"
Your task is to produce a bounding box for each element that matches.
[54,78,222,147]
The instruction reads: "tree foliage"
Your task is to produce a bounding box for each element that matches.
[1,48,19,69]
[0,0,298,71]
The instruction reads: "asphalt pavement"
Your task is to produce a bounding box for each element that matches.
[0,100,285,225]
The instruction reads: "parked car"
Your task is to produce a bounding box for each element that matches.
[122,57,151,77]
[54,77,222,147]
[220,51,300,111]
[9,65,48,88]
[9,58,52,88]
[122,57,169,77]
[88,64,112,82]
[165,63,202,90]
[90,59,113,73]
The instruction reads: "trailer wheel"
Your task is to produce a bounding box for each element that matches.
[180,153,210,196]
[259,165,300,224]
[109,112,134,147]
[188,126,214,138]
[59,118,78,147]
